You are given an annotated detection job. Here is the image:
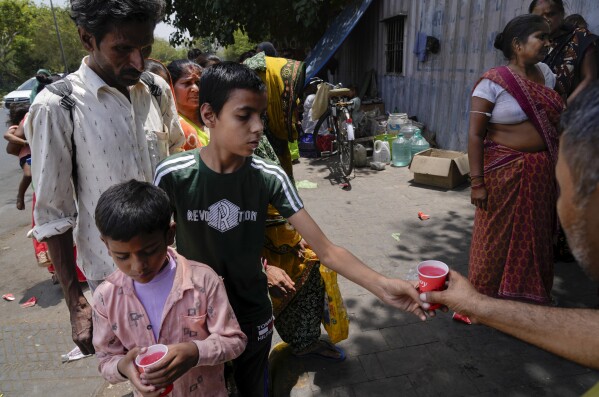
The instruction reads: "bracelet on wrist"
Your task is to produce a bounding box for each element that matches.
[471,183,485,189]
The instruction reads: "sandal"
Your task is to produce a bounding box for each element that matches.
[292,340,346,362]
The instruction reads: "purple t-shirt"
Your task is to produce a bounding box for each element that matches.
[133,254,176,341]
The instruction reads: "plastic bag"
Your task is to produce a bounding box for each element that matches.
[320,265,349,343]
[311,84,330,121]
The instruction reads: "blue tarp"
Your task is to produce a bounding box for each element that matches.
[304,0,374,83]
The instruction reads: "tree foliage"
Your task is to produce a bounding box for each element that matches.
[0,1,86,94]
[25,5,86,75]
[151,38,187,63]
[0,0,35,85]
[164,0,354,50]
[222,30,257,62]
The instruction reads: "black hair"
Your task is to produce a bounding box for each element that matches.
[69,0,165,43]
[528,0,565,14]
[238,50,257,64]
[199,61,266,117]
[7,103,30,126]
[145,58,172,85]
[560,82,599,205]
[197,54,221,68]
[187,48,203,61]
[35,74,62,97]
[256,42,277,57]
[95,179,172,241]
[494,14,548,59]
[166,59,202,84]
[564,14,588,29]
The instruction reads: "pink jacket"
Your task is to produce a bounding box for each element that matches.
[92,248,247,396]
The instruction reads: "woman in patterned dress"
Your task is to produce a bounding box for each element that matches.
[467,15,564,304]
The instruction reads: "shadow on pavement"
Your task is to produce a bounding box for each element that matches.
[19,278,64,308]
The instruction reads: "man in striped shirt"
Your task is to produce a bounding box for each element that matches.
[156,62,427,397]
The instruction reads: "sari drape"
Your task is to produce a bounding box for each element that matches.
[244,52,306,180]
[469,66,564,304]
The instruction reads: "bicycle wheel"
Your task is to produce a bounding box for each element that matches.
[336,116,354,176]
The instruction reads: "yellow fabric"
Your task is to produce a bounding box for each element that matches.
[179,114,210,148]
[263,205,318,316]
[582,382,599,397]
[259,56,289,141]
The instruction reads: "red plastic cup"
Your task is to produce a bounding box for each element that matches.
[417,260,449,310]
[135,344,174,396]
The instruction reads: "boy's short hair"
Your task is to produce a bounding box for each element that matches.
[199,62,266,118]
[95,180,171,241]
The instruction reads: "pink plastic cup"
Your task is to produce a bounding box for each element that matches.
[417,260,449,310]
[135,344,174,396]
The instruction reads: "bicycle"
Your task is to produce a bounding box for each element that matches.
[308,77,356,176]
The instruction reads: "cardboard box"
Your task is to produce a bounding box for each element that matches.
[409,149,470,189]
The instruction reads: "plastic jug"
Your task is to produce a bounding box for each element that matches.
[386,113,408,135]
[410,129,430,158]
[353,143,368,167]
[373,140,391,164]
[399,120,418,140]
[392,133,411,167]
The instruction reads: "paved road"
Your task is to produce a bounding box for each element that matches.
[0,155,597,396]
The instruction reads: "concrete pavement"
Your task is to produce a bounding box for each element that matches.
[0,155,597,396]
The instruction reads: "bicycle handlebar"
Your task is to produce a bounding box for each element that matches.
[307,76,343,89]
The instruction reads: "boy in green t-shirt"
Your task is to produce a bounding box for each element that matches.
[155,62,427,397]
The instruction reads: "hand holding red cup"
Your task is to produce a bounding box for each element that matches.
[417,260,449,310]
[135,344,174,397]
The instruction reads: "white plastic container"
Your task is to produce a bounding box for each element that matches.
[386,113,408,135]
[373,140,391,164]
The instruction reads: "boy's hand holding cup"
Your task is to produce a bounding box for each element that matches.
[135,344,174,397]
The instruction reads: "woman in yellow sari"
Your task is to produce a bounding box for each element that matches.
[244,50,305,180]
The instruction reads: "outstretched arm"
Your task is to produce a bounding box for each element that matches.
[422,270,599,369]
[287,209,427,320]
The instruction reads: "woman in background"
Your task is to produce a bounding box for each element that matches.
[467,15,564,305]
[167,59,209,149]
[529,0,598,104]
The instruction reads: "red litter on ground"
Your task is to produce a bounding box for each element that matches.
[2,293,15,301]
[21,296,37,308]
[418,211,430,220]
[452,312,472,324]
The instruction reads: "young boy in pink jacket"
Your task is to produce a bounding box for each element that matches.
[92,180,247,396]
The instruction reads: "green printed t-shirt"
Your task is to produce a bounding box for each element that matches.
[155,149,304,324]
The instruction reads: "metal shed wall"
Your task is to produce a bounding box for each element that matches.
[336,0,599,150]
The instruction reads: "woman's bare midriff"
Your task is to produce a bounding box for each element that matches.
[486,121,547,152]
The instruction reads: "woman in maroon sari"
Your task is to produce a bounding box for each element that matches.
[468,14,564,304]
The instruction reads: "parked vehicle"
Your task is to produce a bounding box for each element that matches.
[2,77,36,109]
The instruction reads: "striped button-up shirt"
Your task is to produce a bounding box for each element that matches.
[25,57,185,280]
